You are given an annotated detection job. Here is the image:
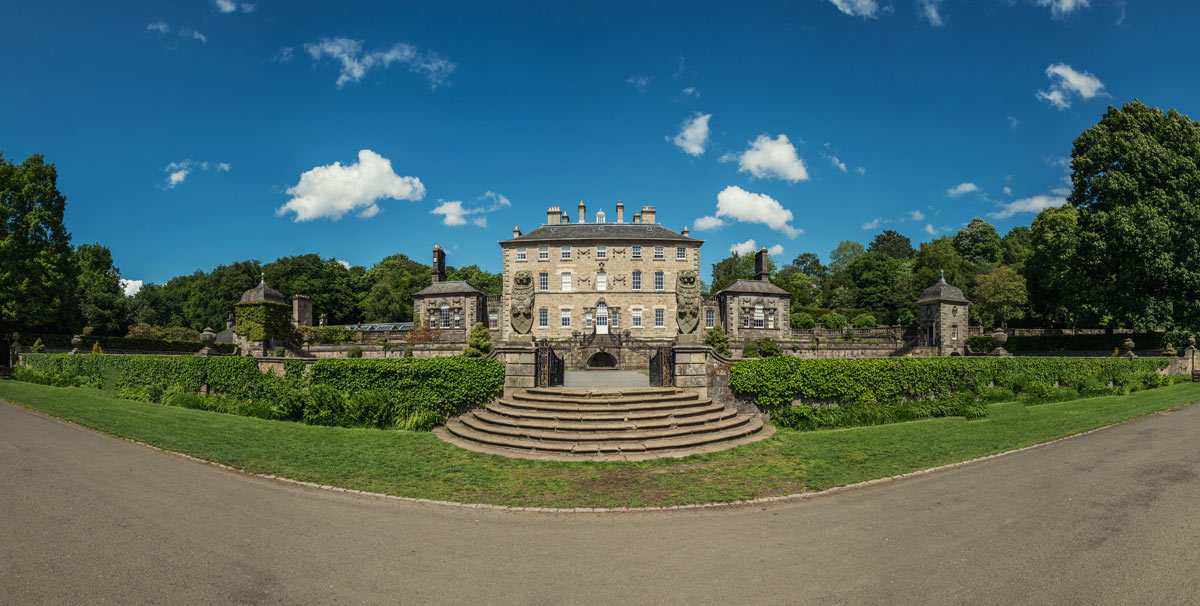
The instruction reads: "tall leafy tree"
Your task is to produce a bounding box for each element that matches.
[1068,100,1200,330]
[1001,226,1033,272]
[848,251,912,313]
[952,217,1005,268]
[447,264,502,295]
[973,265,1028,328]
[0,153,77,334]
[361,253,431,322]
[73,243,125,335]
[912,236,970,296]
[264,254,362,325]
[828,240,865,273]
[867,230,916,259]
[789,252,827,280]
[709,252,776,293]
[1026,205,1085,326]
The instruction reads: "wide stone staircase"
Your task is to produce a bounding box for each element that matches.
[436,387,771,461]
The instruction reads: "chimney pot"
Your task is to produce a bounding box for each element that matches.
[616,200,624,223]
[578,200,586,224]
[640,205,656,224]
[546,206,561,225]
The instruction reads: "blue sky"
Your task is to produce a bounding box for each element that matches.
[3,0,1198,293]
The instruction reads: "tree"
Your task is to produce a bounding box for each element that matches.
[771,266,816,309]
[447,264,502,295]
[972,266,1028,328]
[704,326,730,356]
[1067,100,1200,330]
[912,236,970,297]
[789,252,827,280]
[361,253,431,323]
[73,243,125,335]
[828,240,865,273]
[867,230,915,259]
[952,218,1005,268]
[463,321,492,357]
[709,252,776,293]
[264,254,362,325]
[1001,226,1033,272]
[0,153,77,334]
[847,251,911,314]
[1026,205,1085,326]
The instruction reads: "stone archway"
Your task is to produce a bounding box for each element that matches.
[586,351,618,368]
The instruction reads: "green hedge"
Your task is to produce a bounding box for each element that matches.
[308,357,504,410]
[22,353,268,396]
[22,333,235,354]
[966,331,1195,354]
[730,356,1169,408]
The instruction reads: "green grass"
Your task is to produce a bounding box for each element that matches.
[2,380,1197,508]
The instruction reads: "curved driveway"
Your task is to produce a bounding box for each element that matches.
[3,399,1199,605]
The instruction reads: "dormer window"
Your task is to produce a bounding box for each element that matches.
[596,211,606,223]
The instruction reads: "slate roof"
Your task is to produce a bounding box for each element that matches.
[238,278,287,305]
[716,279,791,296]
[501,222,700,244]
[917,277,969,304]
[412,280,486,297]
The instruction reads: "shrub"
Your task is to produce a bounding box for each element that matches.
[818,312,846,330]
[790,313,815,330]
[851,313,877,329]
[897,310,916,325]
[273,346,285,357]
[742,341,759,358]
[303,384,349,427]
[705,326,731,356]
[347,346,363,359]
[296,326,355,345]
[30,338,45,353]
[91,341,104,354]
[753,338,782,358]
[466,322,492,356]
[307,357,504,411]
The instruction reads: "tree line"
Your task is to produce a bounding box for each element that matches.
[4,101,1198,337]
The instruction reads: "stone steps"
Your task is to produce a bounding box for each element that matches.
[437,387,771,461]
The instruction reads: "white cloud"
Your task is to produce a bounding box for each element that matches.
[1003,186,1013,196]
[1051,187,1072,196]
[862,218,882,230]
[162,159,229,188]
[217,162,231,172]
[274,47,294,63]
[147,22,170,34]
[167,169,189,188]
[119,279,143,297]
[1007,116,1019,129]
[215,0,237,12]
[671,113,711,156]
[277,149,425,221]
[730,239,758,255]
[693,215,725,231]
[626,75,652,92]
[335,259,351,270]
[1037,63,1106,110]
[732,134,809,183]
[239,2,256,12]
[987,194,1068,219]
[827,154,848,172]
[947,182,979,196]
[305,37,456,89]
[1035,0,1091,18]
[855,166,866,176]
[908,209,925,221]
[190,30,207,44]
[919,0,945,25]
[924,224,936,235]
[767,244,785,257]
[828,0,879,18]
[681,87,699,98]
[715,185,801,238]
[431,191,512,227]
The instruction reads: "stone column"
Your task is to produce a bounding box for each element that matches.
[673,343,711,399]
[497,342,536,393]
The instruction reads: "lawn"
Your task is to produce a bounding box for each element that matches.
[2,380,1197,508]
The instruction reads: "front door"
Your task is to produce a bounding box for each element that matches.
[596,302,609,335]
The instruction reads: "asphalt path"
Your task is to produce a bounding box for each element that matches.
[3,398,1199,605]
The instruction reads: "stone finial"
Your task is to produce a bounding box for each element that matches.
[70,335,82,355]
[1122,337,1137,359]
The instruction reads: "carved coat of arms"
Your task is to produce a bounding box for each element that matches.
[510,270,535,334]
[676,269,701,334]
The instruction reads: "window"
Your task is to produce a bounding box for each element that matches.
[596,245,607,259]
[538,308,549,328]
[488,310,498,329]
[632,270,642,291]
[952,325,959,340]
[654,245,665,260]
[611,309,619,329]
[561,245,571,260]
[440,304,451,329]
[676,246,687,260]
[654,308,665,327]
[705,308,715,329]
[538,272,549,291]
[560,272,572,291]
[596,211,606,223]
[654,271,664,291]
[561,308,571,327]
[538,246,549,260]
[516,248,527,261]
[754,304,764,328]
[632,308,642,327]
[742,310,751,329]
[767,311,775,329]
[585,312,593,329]
[453,311,461,329]
[596,272,607,291]
[632,245,642,259]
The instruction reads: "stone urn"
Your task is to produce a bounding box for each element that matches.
[1122,337,1137,359]
[989,329,1011,357]
[197,327,217,356]
[70,335,83,354]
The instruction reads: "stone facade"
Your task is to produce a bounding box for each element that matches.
[412,244,489,341]
[916,275,970,356]
[715,248,792,341]
[498,202,703,343]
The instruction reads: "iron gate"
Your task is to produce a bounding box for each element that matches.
[535,339,564,387]
[649,346,675,387]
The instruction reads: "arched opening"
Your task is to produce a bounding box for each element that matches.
[587,351,618,368]
[595,301,609,335]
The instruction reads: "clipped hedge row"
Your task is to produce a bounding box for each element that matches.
[22,353,268,396]
[729,356,1170,408]
[307,357,504,411]
[966,331,1195,354]
[22,334,236,354]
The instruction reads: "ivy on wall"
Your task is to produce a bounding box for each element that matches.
[235,302,292,342]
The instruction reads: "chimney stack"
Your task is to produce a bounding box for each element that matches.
[546,206,561,225]
[682,226,690,237]
[641,206,656,224]
[432,245,446,283]
[616,200,624,223]
[513,226,522,238]
[754,247,770,281]
[578,200,586,224]
[561,211,569,224]
[633,212,641,224]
